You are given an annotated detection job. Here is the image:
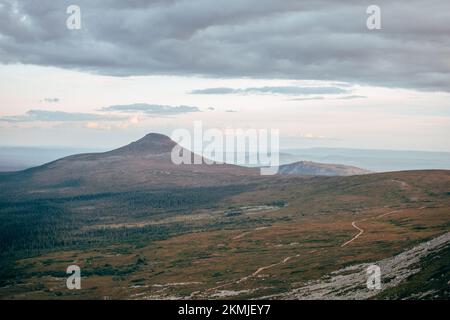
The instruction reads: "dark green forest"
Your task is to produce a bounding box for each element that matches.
[0,184,259,282]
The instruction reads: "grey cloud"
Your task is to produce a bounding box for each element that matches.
[337,95,367,100]
[99,103,200,115]
[0,109,124,122]
[289,97,325,101]
[190,86,349,95]
[289,95,368,101]
[0,1,449,91]
[0,103,200,123]
[191,88,236,95]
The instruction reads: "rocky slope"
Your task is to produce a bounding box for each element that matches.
[263,232,450,300]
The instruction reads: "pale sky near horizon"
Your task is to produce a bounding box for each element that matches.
[0,1,449,152]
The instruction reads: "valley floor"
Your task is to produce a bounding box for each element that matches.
[0,171,449,299]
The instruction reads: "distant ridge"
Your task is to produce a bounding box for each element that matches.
[278,160,371,176]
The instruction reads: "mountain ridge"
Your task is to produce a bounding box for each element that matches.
[0,133,260,197]
[106,133,177,156]
[278,160,371,176]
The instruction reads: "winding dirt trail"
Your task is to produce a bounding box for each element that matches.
[340,207,428,247]
[340,221,364,247]
[236,254,299,283]
[200,253,300,296]
[199,205,428,297]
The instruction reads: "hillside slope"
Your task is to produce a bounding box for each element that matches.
[0,134,449,300]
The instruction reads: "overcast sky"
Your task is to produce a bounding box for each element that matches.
[0,0,449,151]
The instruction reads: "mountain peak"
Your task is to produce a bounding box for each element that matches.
[109,133,177,155]
[139,132,173,143]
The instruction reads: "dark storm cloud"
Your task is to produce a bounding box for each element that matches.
[190,86,349,95]
[99,103,200,115]
[0,109,125,122]
[0,0,449,91]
